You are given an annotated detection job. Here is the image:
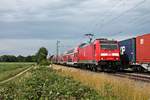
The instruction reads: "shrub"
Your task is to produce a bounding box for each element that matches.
[36,47,49,65]
[0,67,103,100]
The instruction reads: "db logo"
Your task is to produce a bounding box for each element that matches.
[120,46,125,55]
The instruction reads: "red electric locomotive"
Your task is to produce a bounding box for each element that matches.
[77,38,120,71]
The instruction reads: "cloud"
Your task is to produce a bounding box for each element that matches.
[0,38,84,56]
[0,0,88,22]
[0,0,150,55]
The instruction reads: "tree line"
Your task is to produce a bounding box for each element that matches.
[0,47,50,65]
[0,55,36,62]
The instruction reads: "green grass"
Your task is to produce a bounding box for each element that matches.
[53,65,150,100]
[0,63,34,82]
[0,66,115,100]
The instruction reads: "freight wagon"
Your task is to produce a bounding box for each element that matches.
[119,33,150,71]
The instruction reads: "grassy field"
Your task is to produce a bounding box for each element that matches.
[0,66,115,100]
[0,63,34,82]
[1,63,150,100]
[53,65,150,100]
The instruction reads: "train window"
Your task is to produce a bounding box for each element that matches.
[100,44,118,50]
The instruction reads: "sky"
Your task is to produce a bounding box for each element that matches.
[0,0,150,56]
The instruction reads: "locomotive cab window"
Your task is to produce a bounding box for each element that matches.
[100,43,118,50]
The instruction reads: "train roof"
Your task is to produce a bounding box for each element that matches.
[78,39,118,48]
[66,49,75,54]
[78,43,87,48]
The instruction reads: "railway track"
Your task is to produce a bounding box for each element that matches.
[109,73,150,83]
[54,64,150,83]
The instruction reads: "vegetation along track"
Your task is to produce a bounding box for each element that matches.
[52,64,150,100]
[0,66,33,84]
[55,64,150,83]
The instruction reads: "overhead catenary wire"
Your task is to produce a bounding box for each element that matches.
[110,4,150,37]
[90,0,126,34]
[118,13,150,35]
[79,0,148,46]
[101,0,147,29]
[100,0,148,37]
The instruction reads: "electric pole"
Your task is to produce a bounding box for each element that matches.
[56,40,60,63]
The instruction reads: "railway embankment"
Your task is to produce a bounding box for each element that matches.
[52,64,150,100]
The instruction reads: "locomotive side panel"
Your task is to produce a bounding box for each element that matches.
[78,44,95,64]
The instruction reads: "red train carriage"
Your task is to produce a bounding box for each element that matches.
[51,55,62,64]
[78,39,120,71]
[62,47,79,66]
[61,52,68,65]
[51,55,57,63]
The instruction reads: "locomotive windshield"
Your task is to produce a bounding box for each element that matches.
[100,43,118,50]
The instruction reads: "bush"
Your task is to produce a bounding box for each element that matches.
[0,67,103,100]
[39,60,50,66]
[36,47,49,66]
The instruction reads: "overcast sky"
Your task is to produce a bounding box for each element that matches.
[0,0,150,56]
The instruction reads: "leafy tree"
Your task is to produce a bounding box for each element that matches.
[0,55,17,62]
[25,55,36,62]
[17,55,26,62]
[36,47,49,65]
[31,55,36,62]
[25,56,32,62]
[0,55,36,62]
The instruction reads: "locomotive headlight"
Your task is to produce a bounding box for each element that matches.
[101,58,104,60]
[112,53,119,56]
[100,53,108,56]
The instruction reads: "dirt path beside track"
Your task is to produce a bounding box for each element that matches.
[0,66,33,84]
